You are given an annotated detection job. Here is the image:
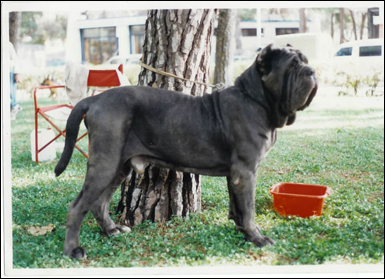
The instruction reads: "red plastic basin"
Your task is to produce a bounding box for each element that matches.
[270,183,331,218]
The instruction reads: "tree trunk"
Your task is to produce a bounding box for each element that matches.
[360,12,367,40]
[339,8,346,44]
[367,9,379,39]
[9,12,20,51]
[235,11,242,55]
[214,9,236,86]
[117,9,215,226]
[350,10,358,41]
[299,8,307,33]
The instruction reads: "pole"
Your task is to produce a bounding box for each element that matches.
[257,8,262,48]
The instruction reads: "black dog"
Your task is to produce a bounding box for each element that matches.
[55,44,317,259]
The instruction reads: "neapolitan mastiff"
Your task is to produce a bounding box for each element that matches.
[55,44,318,259]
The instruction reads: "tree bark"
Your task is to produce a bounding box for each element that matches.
[360,12,367,40]
[214,9,236,86]
[367,9,379,39]
[350,10,358,41]
[339,8,346,44]
[117,9,215,226]
[9,12,20,51]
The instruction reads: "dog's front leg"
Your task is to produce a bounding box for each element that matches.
[227,166,275,247]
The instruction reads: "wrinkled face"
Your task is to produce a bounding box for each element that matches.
[256,44,317,126]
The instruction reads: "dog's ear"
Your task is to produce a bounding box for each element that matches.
[297,52,308,64]
[256,44,274,75]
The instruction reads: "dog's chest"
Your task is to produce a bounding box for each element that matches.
[260,129,277,161]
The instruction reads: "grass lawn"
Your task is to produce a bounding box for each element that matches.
[8,90,384,269]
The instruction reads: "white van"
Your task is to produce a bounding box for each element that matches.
[333,39,384,74]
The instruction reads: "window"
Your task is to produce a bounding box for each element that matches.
[275,28,299,36]
[240,28,264,37]
[242,28,256,36]
[335,47,353,56]
[81,27,118,64]
[359,45,382,57]
[241,28,264,37]
[130,25,145,54]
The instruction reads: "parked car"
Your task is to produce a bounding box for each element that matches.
[334,38,383,58]
[332,38,384,75]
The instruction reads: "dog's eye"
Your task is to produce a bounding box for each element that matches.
[290,60,300,70]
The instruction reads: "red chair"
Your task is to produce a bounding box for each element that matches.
[33,64,126,163]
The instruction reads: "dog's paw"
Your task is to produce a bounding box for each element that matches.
[262,235,275,246]
[70,246,87,260]
[251,225,275,247]
[253,235,275,247]
[107,225,131,236]
[116,225,132,234]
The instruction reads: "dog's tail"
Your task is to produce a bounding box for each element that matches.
[54,99,90,177]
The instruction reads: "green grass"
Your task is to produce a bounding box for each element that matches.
[9,93,384,268]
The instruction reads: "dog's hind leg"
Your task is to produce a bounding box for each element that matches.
[63,159,123,260]
[90,165,132,236]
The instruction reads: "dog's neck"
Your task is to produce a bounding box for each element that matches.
[234,61,270,112]
[234,61,290,128]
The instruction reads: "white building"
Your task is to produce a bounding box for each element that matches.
[66,13,147,64]
[65,12,316,65]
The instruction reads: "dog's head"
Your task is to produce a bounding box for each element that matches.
[256,44,318,127]
[41,74,55,86]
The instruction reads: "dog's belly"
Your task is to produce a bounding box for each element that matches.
[130,155,230,176]
[125,128,231,177]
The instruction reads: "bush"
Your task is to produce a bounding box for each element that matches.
[363,71,384,96]
[318,61,384,97]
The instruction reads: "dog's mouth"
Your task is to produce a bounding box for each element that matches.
[298,78,318,112]
[280,64,318,114]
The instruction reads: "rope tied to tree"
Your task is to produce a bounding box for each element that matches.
[139,60,226,91]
